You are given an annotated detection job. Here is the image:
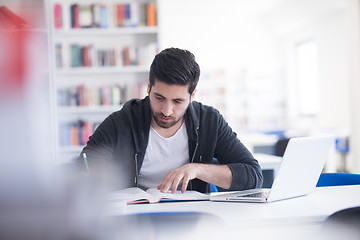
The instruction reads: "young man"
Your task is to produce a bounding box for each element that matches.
[77,48,263,193]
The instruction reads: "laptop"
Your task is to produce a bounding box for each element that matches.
[210,135,334,203]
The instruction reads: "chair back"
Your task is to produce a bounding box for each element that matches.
[317,173,360,187]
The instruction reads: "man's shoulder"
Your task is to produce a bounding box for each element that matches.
[191,101,221,116]
[111,97,149,115]
[187,101,224,130]
[123,97,148,110]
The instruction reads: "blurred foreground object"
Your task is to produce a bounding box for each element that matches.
[0,5,27,29]
[0,4,109,240]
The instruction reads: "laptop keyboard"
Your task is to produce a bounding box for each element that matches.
[238,191,270,198]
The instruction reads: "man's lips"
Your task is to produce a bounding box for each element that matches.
[160,116,171,123]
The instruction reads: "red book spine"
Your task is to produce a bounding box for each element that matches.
[83,45,91,67]
[73,4,80,28]
[123,47,131,66]
[116,4,124,27]
[82,122,92,144]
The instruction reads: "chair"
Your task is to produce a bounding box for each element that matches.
[274,138,290,157]
[257,137,290,188]
[210,184,218,192]
[316,173,360,187]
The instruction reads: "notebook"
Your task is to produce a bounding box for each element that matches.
[210,135,334,203]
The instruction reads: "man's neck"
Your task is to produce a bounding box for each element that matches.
[151,117,184,138]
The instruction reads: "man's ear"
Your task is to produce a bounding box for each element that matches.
[190,89,197,102]
[147,78,151,94]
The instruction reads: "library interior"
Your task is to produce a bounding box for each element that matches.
[1,0,360,239]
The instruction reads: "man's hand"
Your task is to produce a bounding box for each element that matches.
[157,163,199,194]
[157,163,232,194]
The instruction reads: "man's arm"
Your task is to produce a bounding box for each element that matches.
[157,163,232,193]
[213,110,263,190]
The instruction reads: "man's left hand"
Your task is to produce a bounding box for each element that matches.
[157,163,232,194]
[157,163,199,194]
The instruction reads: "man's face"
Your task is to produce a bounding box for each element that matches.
[148,79,195,129]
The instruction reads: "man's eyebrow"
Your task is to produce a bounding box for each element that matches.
[154,93,165,98]
[154,92,186,101]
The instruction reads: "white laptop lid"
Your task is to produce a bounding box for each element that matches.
[210,135,334,203]
[267,135,334,202]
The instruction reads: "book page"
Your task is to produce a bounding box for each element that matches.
[146,188,210,201]
[109,187,210,204]
[109,187,156,203]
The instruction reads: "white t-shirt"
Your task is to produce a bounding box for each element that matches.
[138,121,189,190]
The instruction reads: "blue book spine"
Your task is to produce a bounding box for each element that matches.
[124,4,131,27]
[100,5,108,28]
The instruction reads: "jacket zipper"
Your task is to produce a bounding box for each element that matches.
[135,153,139,187]
[190,127,200,163]
[189,127,201,190]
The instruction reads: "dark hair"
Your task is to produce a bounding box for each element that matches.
[149,48,200,94]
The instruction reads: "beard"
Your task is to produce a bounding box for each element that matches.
[151,111,184,129]
[150,106,187,129]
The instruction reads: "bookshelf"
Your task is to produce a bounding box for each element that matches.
[50,0,158,163]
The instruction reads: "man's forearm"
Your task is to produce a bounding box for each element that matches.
[195,163,232,189]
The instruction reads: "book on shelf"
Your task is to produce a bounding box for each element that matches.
[109,187,210,204]
[124,4,131,27]
[65,43,157,68]
[55,43,63,68]
[115,4,124,27]
[112,85,121,106]
[79,5,92,28]
[101,86,111,106]
[77,84,85,106]
[70,4,80,28]
[69,86,79,106]
[82,121,92,145]
[70,44,82,67]
[99,4,108,28]
[146,2,156,27]
[122,46,131,66]
[56,1,156,29]
[70,124,80,146]
[139,3,147,27]
[82,45,92,67]
[90,4,102,28]
[59,120,97,147]
[53,3,62,29]
[57,83,145,107]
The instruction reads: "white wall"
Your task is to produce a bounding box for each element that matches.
[158,0,282,72]
[346,0,360,173]
[270,1,351,132]
[158,0,351,128]
[157,0,285,134]
[157,0,358,172]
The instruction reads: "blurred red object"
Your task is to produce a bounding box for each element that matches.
[0,5,29,100]
[0,29,28,99]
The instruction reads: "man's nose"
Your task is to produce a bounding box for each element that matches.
[161,102,173,117]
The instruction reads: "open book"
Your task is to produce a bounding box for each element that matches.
[109,187,210,204]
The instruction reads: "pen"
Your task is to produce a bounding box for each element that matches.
[83,153,89,173]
